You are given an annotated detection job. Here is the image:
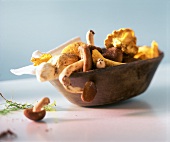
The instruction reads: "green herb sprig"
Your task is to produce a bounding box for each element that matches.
[0,93,33,115]
[0,93,57,115]
[43,100,56,111]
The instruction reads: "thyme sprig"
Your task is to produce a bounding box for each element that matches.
[44,100,56,111]
[0,93,33,115]
[0,93,57,115]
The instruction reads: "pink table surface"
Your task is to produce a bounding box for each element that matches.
[0,64,170,142]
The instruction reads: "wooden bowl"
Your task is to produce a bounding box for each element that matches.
[50,52,164,107]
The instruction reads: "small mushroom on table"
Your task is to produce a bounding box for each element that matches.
[24,97,50,121]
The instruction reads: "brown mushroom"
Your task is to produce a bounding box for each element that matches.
[78,45,92,72]
[81,81,97,102]
[102,47,123,62]
[59,45,93,93]
[58,30,99,102]
[24,97,50,121]
[59,59,84,93]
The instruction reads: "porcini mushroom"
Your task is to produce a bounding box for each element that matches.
[24,97,50,121]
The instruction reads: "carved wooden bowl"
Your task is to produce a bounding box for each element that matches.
[50,52,164,107]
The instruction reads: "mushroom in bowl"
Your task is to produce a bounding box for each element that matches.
[10,28,164,106]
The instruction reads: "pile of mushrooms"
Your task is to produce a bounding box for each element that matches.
[11,28,160,104]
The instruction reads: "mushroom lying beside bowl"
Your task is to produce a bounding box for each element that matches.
[24,97,50,121]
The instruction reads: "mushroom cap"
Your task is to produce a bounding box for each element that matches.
[61,42,86,57]
[24,108,46,121]
[102,47,123,62]
[81,81,97,102]
[134,41,160,60]
[96,58,106,69]
[104,28,138,55]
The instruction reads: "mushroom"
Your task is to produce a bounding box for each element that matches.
[86,30,95,46]
[102,47,123,62]
[24,97,50,121]
[59,43,93,93]
[86,30,102,53]
[59,30,96,95]
[134,40,160,60]
[59,59,84,93]
[58,31,97,102]
[104,28,138,56]
[59,61,98,102]
[78,45,92,72]
[35,53,80,82]
[81,81,97,102]
[96,58,106,69]
[92,49,124,67]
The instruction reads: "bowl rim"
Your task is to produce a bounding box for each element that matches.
[70,52,164,78]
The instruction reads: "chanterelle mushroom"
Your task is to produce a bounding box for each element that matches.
[104,28,138,56]
[134,40,160,60]
[92,49,124,67]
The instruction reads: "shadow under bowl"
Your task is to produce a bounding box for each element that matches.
[50,52,164,107]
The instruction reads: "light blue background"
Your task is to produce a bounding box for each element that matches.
[0,0,169,81]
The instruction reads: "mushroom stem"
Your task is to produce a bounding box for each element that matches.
[59,59,84,93]
[78,45,92,72]
[33,97,50,112]
[86,30,95,46]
